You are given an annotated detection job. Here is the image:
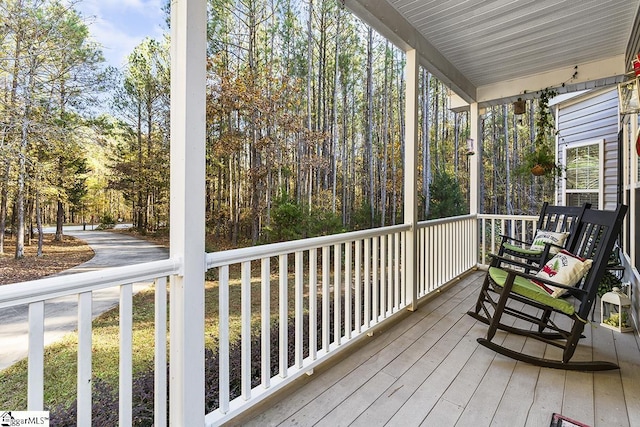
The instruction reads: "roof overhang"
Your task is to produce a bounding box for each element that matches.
[344,0,640,108]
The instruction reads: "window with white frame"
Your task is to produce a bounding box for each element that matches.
[563,140,603,208]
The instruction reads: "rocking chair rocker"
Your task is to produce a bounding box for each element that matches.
[468,204,628,371]
[497,202,591,273]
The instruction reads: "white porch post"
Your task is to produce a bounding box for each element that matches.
[468,102,479,215]
[169,0,207,425]
[404,49,418,311]
[630,115,638,270]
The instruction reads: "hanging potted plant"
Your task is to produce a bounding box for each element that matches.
[527,145,557,176]
[513,98,526,115]
[518,88,563,178]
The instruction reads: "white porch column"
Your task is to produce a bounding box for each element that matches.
[468,102,480,215]
[169,0,207,425]
[630,115,638,269]
[404,49,418,311]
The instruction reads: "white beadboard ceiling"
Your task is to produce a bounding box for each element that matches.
[345,0,640,105]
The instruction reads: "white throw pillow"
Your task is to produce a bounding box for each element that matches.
[529,230,569,254]
[532,250,593,298]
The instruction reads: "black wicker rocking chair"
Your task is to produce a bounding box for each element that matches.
[468,204,627,371]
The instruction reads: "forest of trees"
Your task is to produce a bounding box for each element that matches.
[0,0,556,259]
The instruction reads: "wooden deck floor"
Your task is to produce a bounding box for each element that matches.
[238,271,640,427]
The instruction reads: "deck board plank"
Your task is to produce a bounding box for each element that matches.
[249,277,479,426]
[239,272,640,427]
[386,321,486,426]
[524,367,566,427]
[592,322,630,427]
[277,277,481,426]
[562,323,595,426]
[454,333,523,426]
[351,291,481,426]
[617,331,640,427]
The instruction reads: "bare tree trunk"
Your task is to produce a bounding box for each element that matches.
[136,102,145,233]
[16,120,27,258]
[504,104,512,215]
[491,106,498,213]
[229,156,236,244]
[0,160,9,254]
[479,117,485,214]
[331,11,341,214]
[529,99,536,208]
[434,82,439,170]
[301,0,313,206]
[454,112,459,177]
[55,199,64,240]
[422,70,432,219]
[15,64,35,259]
[390,53,397,225]
[36,186,43,256]
[366,26,374,226]
[441,83,447,162]
[380,41,389,227]
[512,110,520,212]
[341,87,348,227]
[398,62,405,217]
[349,96,356,225]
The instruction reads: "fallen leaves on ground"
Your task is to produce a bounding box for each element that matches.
[0,235,94,285]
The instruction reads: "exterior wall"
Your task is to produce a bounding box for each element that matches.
[558,90,640,335]
[556,88,620,210]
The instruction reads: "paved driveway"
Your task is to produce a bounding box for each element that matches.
[0,228,169,370]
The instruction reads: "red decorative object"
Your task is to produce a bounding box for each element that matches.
[636,131,640,156]
[634,54,640,76]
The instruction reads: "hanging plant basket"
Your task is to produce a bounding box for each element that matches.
[513,99,526,115]
[531,164,546,176]
[516,88,563,179]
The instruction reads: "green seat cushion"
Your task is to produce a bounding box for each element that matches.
[488,267,575,316]
[502,243,543,256]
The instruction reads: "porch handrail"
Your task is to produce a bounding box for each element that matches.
[477,213,539,267]
[476,213,538,220]
[0,258,179,309]
[205,224,411,268]
[417,212,477,227]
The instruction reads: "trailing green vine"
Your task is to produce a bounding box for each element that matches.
[517,88,563,178]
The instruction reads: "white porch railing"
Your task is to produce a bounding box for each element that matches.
[476,213,539,267]
[417,214,478,296]
[0,258,179,427]
[0,215,482,426]
[204,214,478,425]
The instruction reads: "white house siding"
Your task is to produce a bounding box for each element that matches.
[556,88,620,210]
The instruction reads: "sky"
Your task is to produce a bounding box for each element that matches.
[75,0,167,70]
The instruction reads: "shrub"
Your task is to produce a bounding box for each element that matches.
[428,171,467,219]
[305,208,344,237]
[597,270,622,298]
[267,192,304,242]
[96,213,116,230]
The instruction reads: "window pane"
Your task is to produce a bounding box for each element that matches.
[566,192,599,209]
[566,144,599,190]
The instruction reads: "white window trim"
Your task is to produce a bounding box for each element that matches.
[561,139,604,208]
